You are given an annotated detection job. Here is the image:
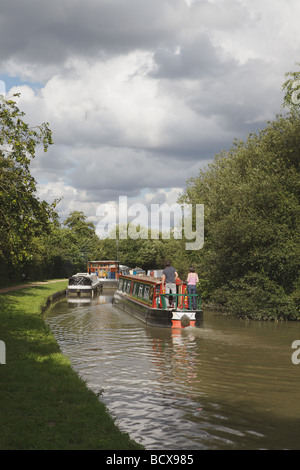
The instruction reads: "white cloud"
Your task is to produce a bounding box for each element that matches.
[2,0,299,226]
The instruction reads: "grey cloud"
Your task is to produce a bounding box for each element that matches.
[153,53,282,144]
[0,0,252,71]
[151,34,236,80]
[147,192,167,205]
[68,147,196,197]
[0,0,189,66]
[2,0,291,224]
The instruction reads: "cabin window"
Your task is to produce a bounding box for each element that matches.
[133,283,138,297]
[119,279,123,291]
[138,285,143,298]
[143,286,150,301]
[126,281,131,294]
[149,286,154,302]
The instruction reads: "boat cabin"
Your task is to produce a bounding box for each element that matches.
[118,274,201,311]
[87,260,120,280]
[68,272,100,296]
[119,274,160,307]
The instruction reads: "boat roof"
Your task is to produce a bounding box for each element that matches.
[120,274,162,285]
[71,272,91,277]
[88,260,119,263]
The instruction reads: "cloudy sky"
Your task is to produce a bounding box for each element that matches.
[0,0,298,229]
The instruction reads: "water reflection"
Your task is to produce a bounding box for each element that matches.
[44,294,300,450]
[67,293,111,307]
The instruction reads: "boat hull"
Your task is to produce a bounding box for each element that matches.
[99,279,119,290]
[113,290,203,328]
[67,285,100,296]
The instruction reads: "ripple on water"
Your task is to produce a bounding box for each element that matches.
[44,297,300,450]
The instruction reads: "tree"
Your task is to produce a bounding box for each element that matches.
[0,94,57,275]
[64,211,96,237]
[98,224,187,275]
[62,211,103,273]
[179,112,300,319]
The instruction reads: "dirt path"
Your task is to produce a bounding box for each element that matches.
[0,280,68,294]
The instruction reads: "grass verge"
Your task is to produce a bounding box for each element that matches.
[0,281,144,450]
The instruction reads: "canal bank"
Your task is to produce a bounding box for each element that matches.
[0,281,143,450]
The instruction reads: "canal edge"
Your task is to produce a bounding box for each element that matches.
[40,288,67,314]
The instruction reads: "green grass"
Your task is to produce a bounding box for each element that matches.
[0,281,144,450]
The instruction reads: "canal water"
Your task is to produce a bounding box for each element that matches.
[44,293,300,450]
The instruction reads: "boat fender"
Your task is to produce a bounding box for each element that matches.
[181,314,190,327]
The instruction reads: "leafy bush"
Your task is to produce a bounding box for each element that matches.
[180,110,300,319]
[211,273,299,320]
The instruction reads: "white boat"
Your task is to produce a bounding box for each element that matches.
[67,273,100,296]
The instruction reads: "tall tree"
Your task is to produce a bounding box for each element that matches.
[179,111,300,319]
[0,94,57,275]
[62,211,103,273]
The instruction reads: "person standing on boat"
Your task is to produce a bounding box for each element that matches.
[186,267,199,310]
[162,261,178,307]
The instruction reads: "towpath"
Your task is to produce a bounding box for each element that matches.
[0,280,68,294]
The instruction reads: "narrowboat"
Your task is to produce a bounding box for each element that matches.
[113,274,203,328]
[87,260,120,289]
[67,272,100,296]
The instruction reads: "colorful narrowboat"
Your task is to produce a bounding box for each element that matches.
[113,274,203,328]
[87,260,120,289]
